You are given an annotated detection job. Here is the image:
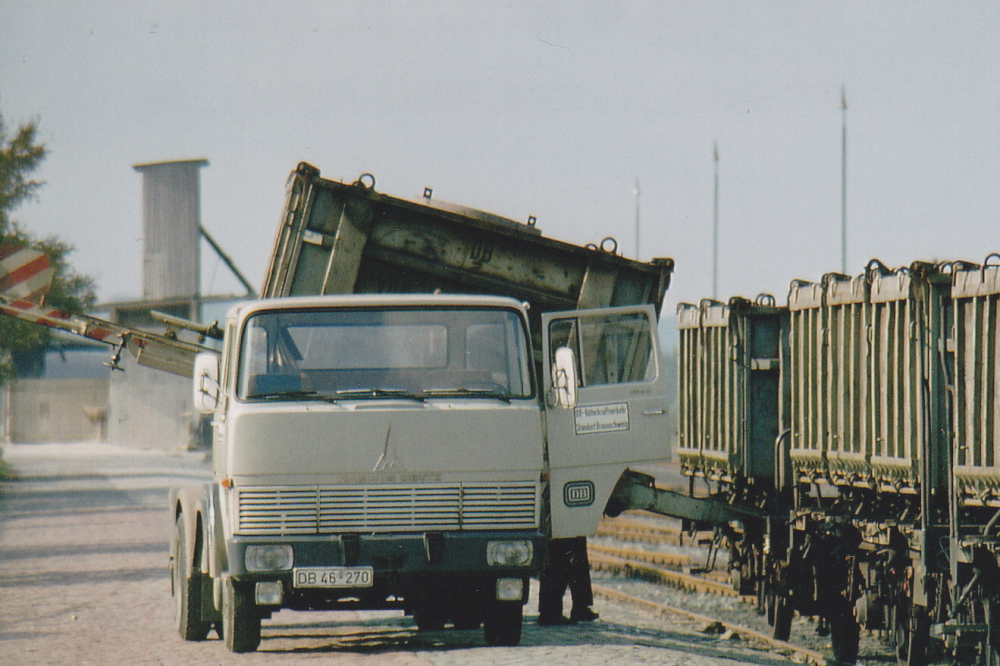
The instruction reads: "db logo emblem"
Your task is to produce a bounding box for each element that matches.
[563,481,595,507]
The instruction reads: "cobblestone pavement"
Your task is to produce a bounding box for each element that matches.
[0,443,801,665]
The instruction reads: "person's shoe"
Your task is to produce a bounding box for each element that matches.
[537,614,575,626]
[570,607,600,622]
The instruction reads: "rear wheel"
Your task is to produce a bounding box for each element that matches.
[171,515,212,641]
[483,600,522,646]
[222,577,261,653]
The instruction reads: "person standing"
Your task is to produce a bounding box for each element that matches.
[537,536,599,625]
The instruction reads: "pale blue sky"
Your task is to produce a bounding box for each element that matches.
[3,2,999,312]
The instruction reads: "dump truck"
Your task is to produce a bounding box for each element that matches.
[0,164,680,652]
[171,165,682,651]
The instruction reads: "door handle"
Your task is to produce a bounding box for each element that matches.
[642,409,666,416]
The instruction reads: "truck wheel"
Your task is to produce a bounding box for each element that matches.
[222,577,261,653]
[483,600,522,646]
[172,515,212,641]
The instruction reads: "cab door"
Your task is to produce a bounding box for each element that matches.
[542,304,669,538]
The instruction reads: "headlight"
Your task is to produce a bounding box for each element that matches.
[486,540,533,566]
[245,544,293,571]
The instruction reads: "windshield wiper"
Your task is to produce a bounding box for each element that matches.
[250,390,337,403]
[334,387,425,401]
[421,387,512,403]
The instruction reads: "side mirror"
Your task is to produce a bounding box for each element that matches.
[550,346,578,409]
[193,352,221,414]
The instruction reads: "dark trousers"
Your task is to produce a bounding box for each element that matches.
[538,536,593,617]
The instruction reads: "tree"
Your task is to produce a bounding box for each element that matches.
[0,111,96,383]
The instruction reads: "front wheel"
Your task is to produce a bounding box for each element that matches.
[483,600,522,646]
[222,577,262,653]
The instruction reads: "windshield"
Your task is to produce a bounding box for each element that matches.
[236,306,533,401]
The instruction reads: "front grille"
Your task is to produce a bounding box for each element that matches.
[236,482,539,535]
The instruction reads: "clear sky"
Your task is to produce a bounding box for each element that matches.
[2,2,999,314]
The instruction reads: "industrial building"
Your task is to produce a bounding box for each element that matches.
[1,159,250,449]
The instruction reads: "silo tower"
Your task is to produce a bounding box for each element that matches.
[132,158,208,300]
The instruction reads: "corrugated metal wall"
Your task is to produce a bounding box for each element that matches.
[953,262,1000,502]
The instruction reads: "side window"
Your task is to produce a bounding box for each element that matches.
[548,311,656,387]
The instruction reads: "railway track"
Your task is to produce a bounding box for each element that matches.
[592,584,827,665]
[591,513,889,664]
[588,546,737,598]
[595,514,714,545]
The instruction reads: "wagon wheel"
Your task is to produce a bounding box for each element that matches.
[829,606,860,665]
[893,602,928,666]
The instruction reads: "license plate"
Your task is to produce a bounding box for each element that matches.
[293,566,374,589]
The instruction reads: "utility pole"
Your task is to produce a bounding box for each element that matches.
[713,142,719,300]
[841,86,848,274]
[634,177,641,260]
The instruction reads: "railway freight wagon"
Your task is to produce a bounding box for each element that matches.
[677,296,785,485]
[675,296,786,598]
[948,257,1000,666]
[676,256,1000,666]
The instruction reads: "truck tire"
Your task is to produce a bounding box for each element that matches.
[483,600,522,646]
[222,577,261,653]
[172,515,212,641]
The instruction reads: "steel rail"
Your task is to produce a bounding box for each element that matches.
[592,584,827,665]
[587,543,693,569]
[588,551,737,598]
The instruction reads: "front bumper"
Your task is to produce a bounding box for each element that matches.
[226,530,546,582]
